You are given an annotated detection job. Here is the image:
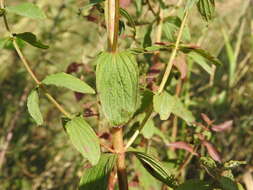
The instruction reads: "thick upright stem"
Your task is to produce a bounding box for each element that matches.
[112,128,128,190]
[106,0,120,52]
[105,0,128,189]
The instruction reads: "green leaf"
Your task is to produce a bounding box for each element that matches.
[163,16,191,42]
[188,51,212,75]
[42,72,95,94]
[143,24,153,48]
[153,91,195,124]
[64,116,100,165]
[15,32,49,49]
[197,0,215,22]
[134,0,142,17]
[0,37,9,49]
[0,8,5,16]
[134,157,162,190]
[119,8,136,35]
[27,89,43,125]
[96,51,140,126]
[79,153,116,190]
[185,0,200,11]
[219,177,239,190]
[223,160,247,170]
[142,117,155,139]
[130,151,177,188]
[176,179,212,190]
[6,3,46,19]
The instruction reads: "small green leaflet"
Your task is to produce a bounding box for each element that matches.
[142,119,155,139]
[163,16,191,43]
[15,32,49,49]
[153,91,195,124]
[143,24,153,48]
[64,116,100,165]
[175,179,212,190]
[42,72,95,94]
[119,8,136,35]
[0,37,10,49]
[27,88,43,125]
[6,3,46,19]
[0,8,5,16]
[79,153,116,190]
[130,151,177,188]
[219,177,239,190]
[197,0,215,22]
[185,0,200,11]
[96,51,140,126]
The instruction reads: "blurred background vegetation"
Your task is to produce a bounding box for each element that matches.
[0,0,252,189]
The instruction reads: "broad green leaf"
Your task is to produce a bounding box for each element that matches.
[79,153,116,190]
[153,91,195,124]
[42,72,95,94]
[15,32,49,49]
[6,3,46,19]
[197,0,215,22]
[130,151,177,188]
[176,179,212,190]
[96,51,140,126]
[64,116,100,165]
[119,8,136,35]
[188,51,212,74]
[27,89,43,125]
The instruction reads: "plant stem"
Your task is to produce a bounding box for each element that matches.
[106,0,120,52]
[105,0,128,189]
[112,128,128,190]
[157,11,188,94]
[125,11,189,149]
[1,1,72,119]
[12,40,72,119]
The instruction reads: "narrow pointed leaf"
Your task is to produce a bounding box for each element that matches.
[79,154,116,190]
[202,140,221,163]
[96,51,139,126]
[134,158,162,189]
[212,120,233,132]
[119,8,136,35]
[64,116,100,165]
[130,151,177,187]
[167,142,198,156]
[6,3,46,19]
[27,89,43,125]
[188,52,212,75]
[42,72,95,94]
[15,32,49,49]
